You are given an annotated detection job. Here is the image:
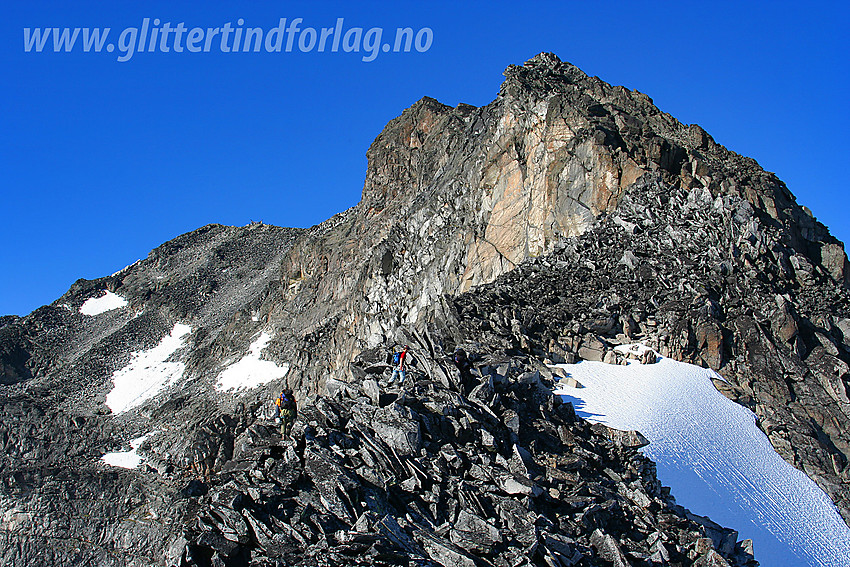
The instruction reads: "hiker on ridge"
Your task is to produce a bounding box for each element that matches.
[389,345,409,384]
[275,389,297,436]
[454,347,475,396]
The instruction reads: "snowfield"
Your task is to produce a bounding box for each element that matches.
[79,290,128,316]
[215,332,289,392]
[105,323,191,414]
[554,353,850,567]
[101,434,149,469]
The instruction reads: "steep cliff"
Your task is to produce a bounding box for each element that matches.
[1,53,849,566]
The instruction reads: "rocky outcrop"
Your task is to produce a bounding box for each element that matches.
[447,173,850,520]
[1,53,849,565]
[163,342,756,567]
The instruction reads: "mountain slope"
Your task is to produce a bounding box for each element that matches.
[556,357,850,567]
[1,53,849,566]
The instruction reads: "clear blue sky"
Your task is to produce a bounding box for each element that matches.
[2,1,848,317]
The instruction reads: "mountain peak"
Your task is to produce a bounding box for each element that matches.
[509,51,586,79]
[2,57,850,566]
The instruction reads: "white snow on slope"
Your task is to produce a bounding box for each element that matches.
[215,332,289,392]
[79,290,128,316]
[106,323,191,414]
[101,434,149,469]
[554,355,850,567]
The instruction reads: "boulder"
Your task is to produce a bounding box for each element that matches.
[372,402,422,455]
[362,378,381,406]
[578,336,606,362]
[640,348,657,365]
[450,509,503,554]
[590,529,632,567]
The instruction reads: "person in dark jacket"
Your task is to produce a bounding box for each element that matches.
[454,348,475,396]
[275,389,297,436]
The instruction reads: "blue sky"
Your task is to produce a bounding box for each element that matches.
[2,1,848,316]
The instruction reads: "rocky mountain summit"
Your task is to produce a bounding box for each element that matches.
[1,53,849,566]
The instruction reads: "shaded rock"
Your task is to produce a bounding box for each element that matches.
[591,423,649,449]
[304,444,360,523]
[182,479,209,498]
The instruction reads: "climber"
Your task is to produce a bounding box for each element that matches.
[454,347,472,375]
[389,345,409,384]
[275,389,297,437]
[454,347,475,396]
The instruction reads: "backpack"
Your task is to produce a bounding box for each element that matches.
[392,351,402,365]
[276,392,288,408]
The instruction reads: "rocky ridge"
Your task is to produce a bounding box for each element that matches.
[2,335,759,566]
[446,173,850,517]
[169,343,759,567]
[1,53,849,565]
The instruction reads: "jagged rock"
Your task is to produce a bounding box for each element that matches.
[588,314,619,336]
[304,444,360,523]
[265,443,301,489]
[495,471,540,496]
[640,348,658,365]
[695,320,724,369]
[450,509,502,554]
[361,378,381,406]
[324,376,352,400]
[415,528,480,567]
[372,402,422,456]
[591,423,650,449]
[836,318,850,347]
[0,52,839,566]
[590,528,632,567]
[578,336,607,362]
[694,549,732,567]
[542,533,582,566]
[0,343,760,566]
[772,296,800,344]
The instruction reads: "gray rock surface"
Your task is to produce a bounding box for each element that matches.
[1,52,848,565]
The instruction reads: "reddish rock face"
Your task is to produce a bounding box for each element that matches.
[266,54,849,396]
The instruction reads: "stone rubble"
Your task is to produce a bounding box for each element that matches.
[167,340,757,567]
[1,52,848,565]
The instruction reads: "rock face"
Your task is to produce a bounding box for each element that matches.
[0,53,848,565]
[446,171,850,518]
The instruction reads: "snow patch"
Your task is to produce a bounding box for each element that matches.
[80,290,128,316]
[215,332,289,392]
[554,358,850,567]
[101,434,149,469]
[106,323,191,414]
[613,342,654,358]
